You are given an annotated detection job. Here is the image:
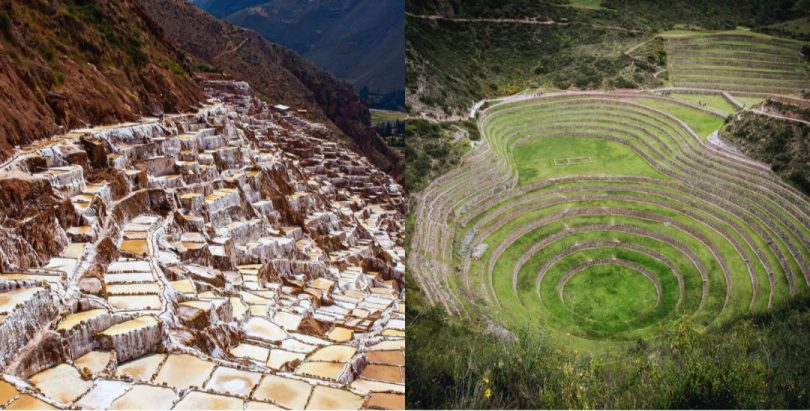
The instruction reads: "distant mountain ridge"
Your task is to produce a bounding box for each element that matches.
[139,0,403,176]
[194,0,405,111]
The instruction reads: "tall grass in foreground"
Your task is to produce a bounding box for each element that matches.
[406,276,810,409]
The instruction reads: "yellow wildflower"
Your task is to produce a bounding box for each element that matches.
[484,388,492,399]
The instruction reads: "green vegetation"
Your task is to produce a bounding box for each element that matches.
[371,110,408,145]
[408,1,810,408]
[371,109,409,124]
[721,100,810,194]
[407,277,810,409]
[568,0,602,10]
[563,263,660,324]
[663,30,810,95]
[762,15,810,40]
[667,92,739,115]
[633,96,726,138]
[735,95,767,107]
[407,16,658,114]
[190,62,220,73]
[407,0,810,114]
[513,136,663,185]
[404,118,478,192]
[160,60,187,78]
[410,94,810,406]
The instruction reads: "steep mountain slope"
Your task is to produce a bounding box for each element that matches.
[138,0,403,176]
[196,0,405,111]
[0,0,203,161]
[406,0,809,117]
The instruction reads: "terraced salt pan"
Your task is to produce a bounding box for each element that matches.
[0,287,42,314]
[308,345,357,362]
[108,260,151,273]
[306,385,364,410]
[108,384,176,410]
[230,342,270,362]
[153,353,216,390]
[205,367,262,396]
[104,272,155,283]
[267,349,306,370]
[119,239,148,255]
[349,376,406,395]
[244,317,287,342]
[295,361,346,381]
[280,338,318,354]
[253,375,312,410]
[74,380,131,410]
[115,353,166,381]
[0,380,19,404]
[5,394,58,410]
[60,243,86,259]
[245,400,284,410]
[108,295,161,311]
[367,339,404,351]
[364,392,406,410]
[360,364,404,384]
[29,364,92,404]
[0,80,405,410]
[365,350,405,366]
[326,326,354,342]
[173,391,243,410]
[106,283,161,295]
[73,350,113,375]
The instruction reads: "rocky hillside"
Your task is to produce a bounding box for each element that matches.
[0,0,203,161]
[137,0,403,177]
[195,0,405,111]
[0,0,402,178]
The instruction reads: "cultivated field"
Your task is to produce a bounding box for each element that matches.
[410,91,810,349]
[663,30,810,95]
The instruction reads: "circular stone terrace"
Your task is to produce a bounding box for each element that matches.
[410,90,810,349]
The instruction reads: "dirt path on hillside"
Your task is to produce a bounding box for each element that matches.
[406,12,559,25]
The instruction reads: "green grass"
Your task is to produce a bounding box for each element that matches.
[514,136,664,185]
[633,97,725,139]
[370,109,409,124]
[761,15,810,40]
[564,257,663,323]
[568,0,601,9]
[668,92,738,115]
[734,95,767,107]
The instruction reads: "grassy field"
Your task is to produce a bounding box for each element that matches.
[633,96,726,139]
[668,92,738,115]
[370,109,409,125]
[564,263,659,323]
[734,95,767,107]
[513,136,663,185]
